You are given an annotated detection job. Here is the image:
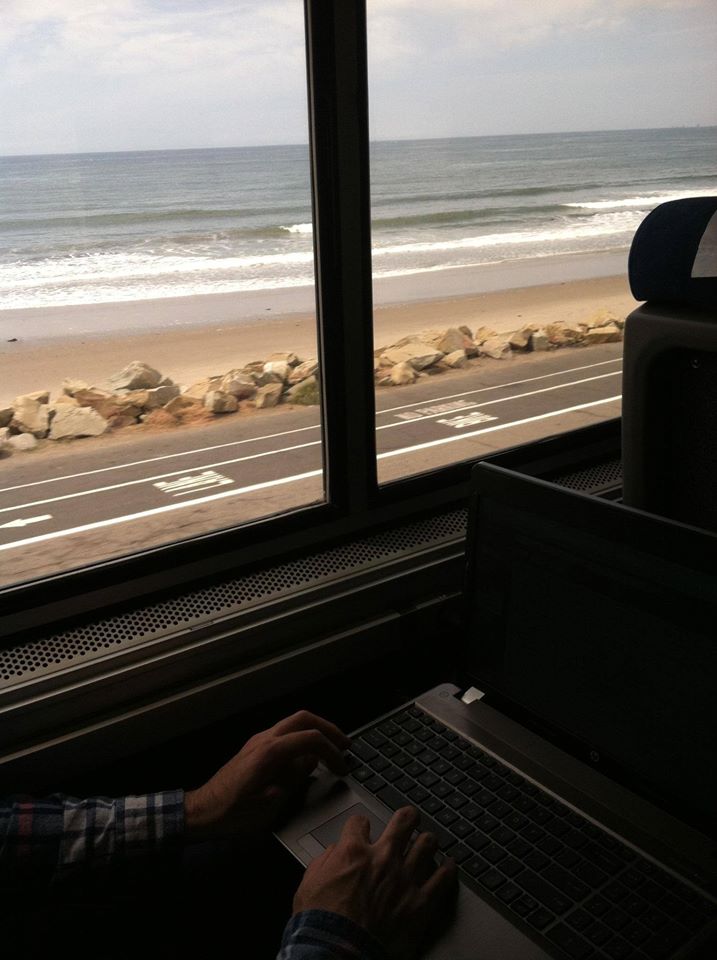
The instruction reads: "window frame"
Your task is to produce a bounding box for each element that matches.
[0,0,479,645]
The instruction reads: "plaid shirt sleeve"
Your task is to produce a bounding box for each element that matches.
[277,910,389,960]
[0,789,184,886]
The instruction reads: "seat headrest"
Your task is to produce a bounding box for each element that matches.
[628,197,717,309]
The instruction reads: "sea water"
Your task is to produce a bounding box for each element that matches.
[0,127,715,311]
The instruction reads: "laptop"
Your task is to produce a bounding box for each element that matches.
[276,461,717,959]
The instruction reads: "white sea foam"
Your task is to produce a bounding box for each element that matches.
[562,189,714,211]
[279,222,313,234]
[371,210,638,257]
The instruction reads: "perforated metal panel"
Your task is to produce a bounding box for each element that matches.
[0,509,468,687]
[550,458,623,494]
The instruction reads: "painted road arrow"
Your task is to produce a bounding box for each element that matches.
[0,514,53,529]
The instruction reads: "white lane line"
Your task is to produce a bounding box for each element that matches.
[0,471,323,553]
[379,371,620,429]
[0,396,620,553]
[0,422,320,495]
[377,396,622,460]
[0,355,621,495]
[0,441,320,515]
[0,371,620,515]
[376,357,622,416]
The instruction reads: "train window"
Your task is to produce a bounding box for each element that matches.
[0,2,325,590]
[367,0,717,483]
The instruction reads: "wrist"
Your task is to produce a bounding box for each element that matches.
[184,787,214,842]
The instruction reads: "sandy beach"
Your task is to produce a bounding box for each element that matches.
[0,252,637,406]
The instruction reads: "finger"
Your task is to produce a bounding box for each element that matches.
[268,729,349,775]
[341,813,371,846]
[403,831,439,885]
[376,805,420,854]
[272,710,352,751]
[420,859,458,906]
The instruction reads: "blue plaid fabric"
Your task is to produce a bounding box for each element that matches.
[278,909,389,960]
[1,790,384,958]
[0,790,184,885]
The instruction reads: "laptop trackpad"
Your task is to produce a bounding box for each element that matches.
[311,802,387,847]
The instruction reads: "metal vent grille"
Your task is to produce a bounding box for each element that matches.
[0,509,468,685]
[549,458,622,494]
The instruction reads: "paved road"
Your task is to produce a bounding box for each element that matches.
[0,344,622,580]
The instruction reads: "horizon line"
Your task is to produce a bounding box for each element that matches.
[2,123,714,161]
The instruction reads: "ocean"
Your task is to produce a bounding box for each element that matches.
[0,127,715,311]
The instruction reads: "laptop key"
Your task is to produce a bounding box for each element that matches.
[364,775,386,793]
[376,783,411,811]
[445,841,471,865]
[565,908,593,932]
[507,838,532,859]
[392,751,413,768]
[496,881,522,905]
[382,765,404,784]
[461,802,482,822]
[418,814,455,851]
[602,936,635,960]
[573,860,608,889]
[353,741,377,762]
[362,729,387,749]
[547,923,593,959]
[643,922,687,960]
[542,865,590,902]
[466,831,491,853]
[369,755,390,773]
[478,868,506,893]
[433,783,454,800]
[451,819,474,841]
[436,807,459,827]
[482,844,507,865]
[353,765,375,783]
[407,784,429,804]
[417,769,439,788]
[527,908,555,931]
[445,792,468,811]
[525,850,551,872]
[513,894,539,917]
[584,920,612,946]
[422,797,444,817]
[515,868,573,914]
[500,856,524,879]
[464,855,490,879]
[459,779,480,798]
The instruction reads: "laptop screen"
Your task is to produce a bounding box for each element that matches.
[466,463,717,839]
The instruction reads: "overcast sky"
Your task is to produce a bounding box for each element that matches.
[1,0,715,155]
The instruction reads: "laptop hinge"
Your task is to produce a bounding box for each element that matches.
[460,686,486,704]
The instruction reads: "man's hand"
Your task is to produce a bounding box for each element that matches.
[292,806,458,960]
[184,710,351,842]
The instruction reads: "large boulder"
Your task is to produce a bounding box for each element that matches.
[61,378,90,396]
[219,371,256,399]
[204,390,239,414]
[0,426,10,454]
[288,359,319,384]
[390,361,418,385]
[480,337,512,360]
[253,370,285,387]
[263,360,291,381]
[109,361,163,391]
[584,324,622,345]
[546,322,584,346]
[420,327,472,355]
[254,383,284,409]
[8,432,37,452]
[509,326,536,351]
[473,326,498,345]
[381,340,443,371]
[74,388,142,420]
[286,376,320,405]
[49,404,108,440]
[143,384,181,410]
[0,407,14,428]
[266,351,301,367]
[11,395,50,437]
[531,329,550,351]
[183,377,222,401]
[165,395,203,416]
[443,350,467,369]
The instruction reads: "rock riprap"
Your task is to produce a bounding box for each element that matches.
[0,310,624,455]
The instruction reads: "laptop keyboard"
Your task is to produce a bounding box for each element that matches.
[344,705,715,960]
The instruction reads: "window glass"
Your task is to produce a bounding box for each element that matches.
[0,1,323,588]
[368,1,717,483]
